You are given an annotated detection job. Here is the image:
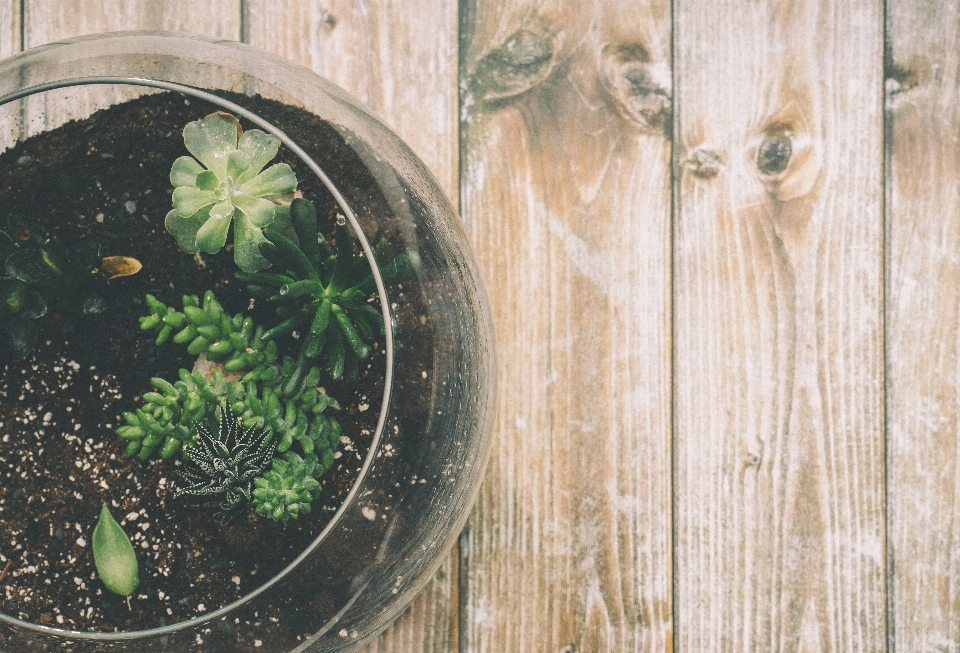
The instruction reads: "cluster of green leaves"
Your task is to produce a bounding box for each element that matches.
[0,229,137,358]
[130,110,423,526]
[238,198,416,380]
[138,290,278,376]
[174,405,276,524]
[165,112,298,273]
[253,452,323,523]
[122,291,342,480]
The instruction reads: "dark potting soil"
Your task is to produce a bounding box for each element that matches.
[0,90,422,633]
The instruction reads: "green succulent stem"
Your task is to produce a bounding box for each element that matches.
[238,198,417,380]
[125,290,342,523]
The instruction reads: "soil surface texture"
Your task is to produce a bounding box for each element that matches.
[0,91,400,632]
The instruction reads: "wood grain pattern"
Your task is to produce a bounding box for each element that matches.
[23,0,240,45]
[8,0,960,650]
[244,2,460,652]
[17,0,240,139]
[673,0,886,650]
[245,0,458,198]
[886,1,960,650]
[0,0,17,58]
[461,0,673,651]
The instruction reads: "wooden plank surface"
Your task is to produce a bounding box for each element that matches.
[460,0,673,651]
[18,0,241,138]
[0,0,17,58]
[23,0,240,44]
[245,0,458,199]
[8,1,960,650]
[886,1,960,650]
[673,0,887,651]
[244,2,460,652]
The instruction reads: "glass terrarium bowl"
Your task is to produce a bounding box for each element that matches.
[0,31,495,652]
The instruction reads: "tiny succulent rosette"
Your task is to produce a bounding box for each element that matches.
[166,112,298,272]
[253,453,322,523]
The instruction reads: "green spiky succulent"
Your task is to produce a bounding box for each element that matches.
[138,290,278,372]
[0,228,140,358]
[252,452,322,523]
[125,290,342,478]
[174,405,276,524]
[239,198,417,381]
[165,112,298,272]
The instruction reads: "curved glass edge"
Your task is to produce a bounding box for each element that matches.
[0,31,497,653]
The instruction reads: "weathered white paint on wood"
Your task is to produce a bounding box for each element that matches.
[673,0,886,651]
[245,2,460,651]
[0,0,17,58]
[245,0,458,198]
[17,1,240,139]
[886,1,960,650]
[23,0,240,45]
[461,0,673,651]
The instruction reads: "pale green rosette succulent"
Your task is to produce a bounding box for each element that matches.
[165,112,298,272]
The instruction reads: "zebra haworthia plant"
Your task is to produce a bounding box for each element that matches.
[174,405,276,525]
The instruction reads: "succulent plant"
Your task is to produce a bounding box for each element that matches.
[174,405,276,524]
[139,290,278,370]
[238,198,417,382]
[252,452,322,523]
[0,228,140,358]
[165,112,298,273]
[125,290,342,472]
[92,503,140,596]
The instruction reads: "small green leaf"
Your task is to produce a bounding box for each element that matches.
[232,192,276,228]
[170,155,204,188]
[227,149,252,180]
[183,112,241,180]
[238,162,297,198]
[236,129,281,184]
[172,186,216,219]
[0,277,25,315]
[5,248,58,285]
[164,208,206,254]
[92,503,140,596]
[233,211,271,273]
[8,312,40,359]
[195,213,232,254]
[195,169,219,191]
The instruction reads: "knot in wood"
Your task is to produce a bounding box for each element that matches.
[687,149,722,179]
[600,43,671,134]
[757,135,792,175]
[470,29,556,105]
[500,30,553,71]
